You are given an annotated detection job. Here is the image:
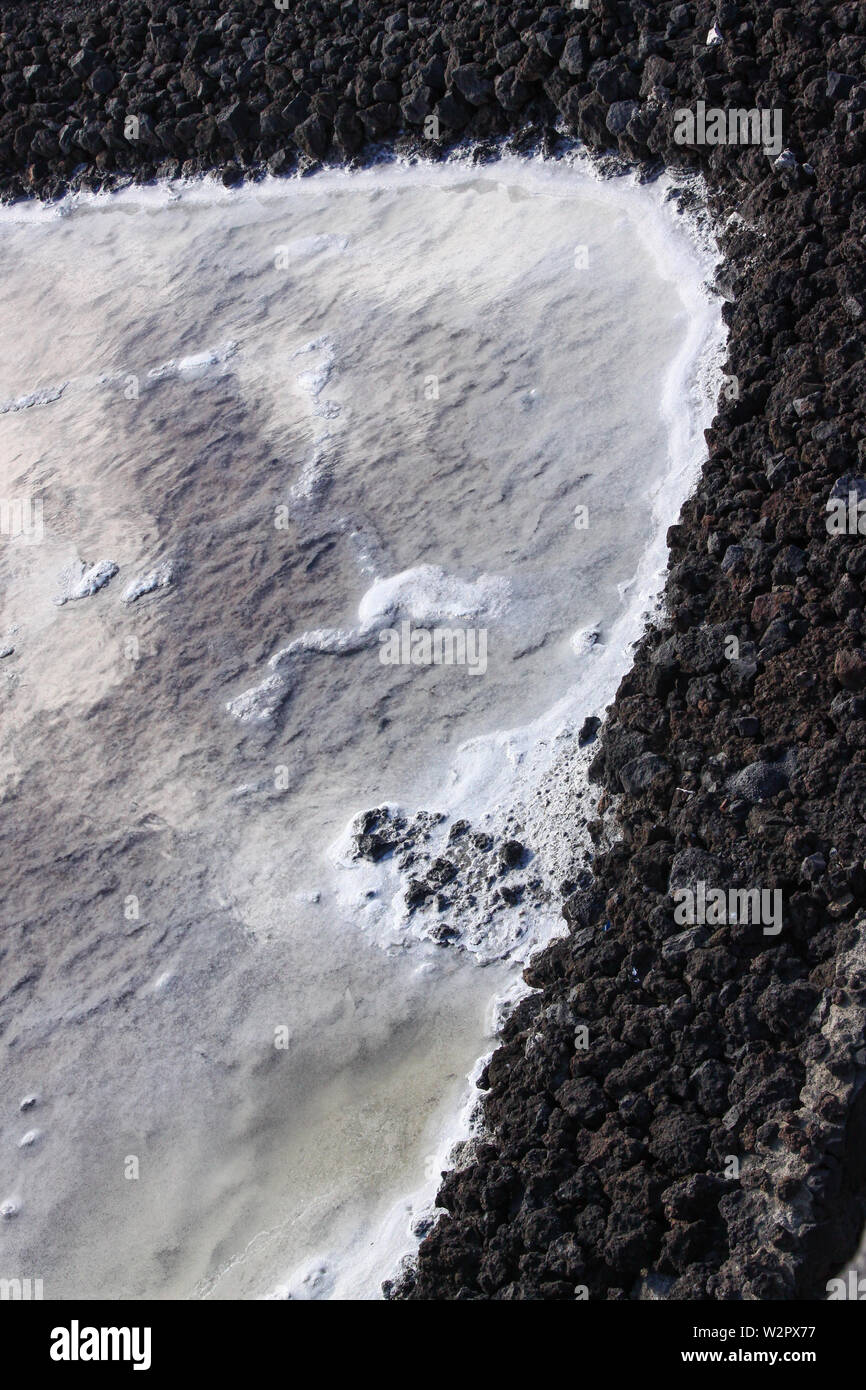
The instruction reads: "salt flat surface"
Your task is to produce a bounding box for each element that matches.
[0,154,723,1299]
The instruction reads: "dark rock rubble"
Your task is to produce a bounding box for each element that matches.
[4,0,866,1300]
[350,806,548,956]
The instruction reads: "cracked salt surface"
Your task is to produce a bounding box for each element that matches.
[0,151,724,1300]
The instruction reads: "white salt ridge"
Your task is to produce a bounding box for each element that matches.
[0,381,67,414]
[122,562,173,604]
[54,559,118,606]
[227,563,511,723]
[226,670,291,724]
[293,336,338,410]
[296,366,333,405]
[0,342,239,416]
[147,339,238,382]
[289,337,342,503]
[289,441,333,503]
[358,564,510,628]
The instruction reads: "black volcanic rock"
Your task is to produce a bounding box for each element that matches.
[451,63,493,107]
[294,113,331,160]
[216,100,252,144]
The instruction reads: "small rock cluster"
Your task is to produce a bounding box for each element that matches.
[351,806,546,958]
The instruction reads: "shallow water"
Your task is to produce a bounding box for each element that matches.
[0,155,723,1298]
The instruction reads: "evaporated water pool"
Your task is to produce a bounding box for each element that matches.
[0,155,723,1299]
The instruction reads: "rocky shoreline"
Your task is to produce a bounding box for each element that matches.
[4,0,866,1300]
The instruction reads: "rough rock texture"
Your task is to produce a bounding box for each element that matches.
[4,0,866,1300]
